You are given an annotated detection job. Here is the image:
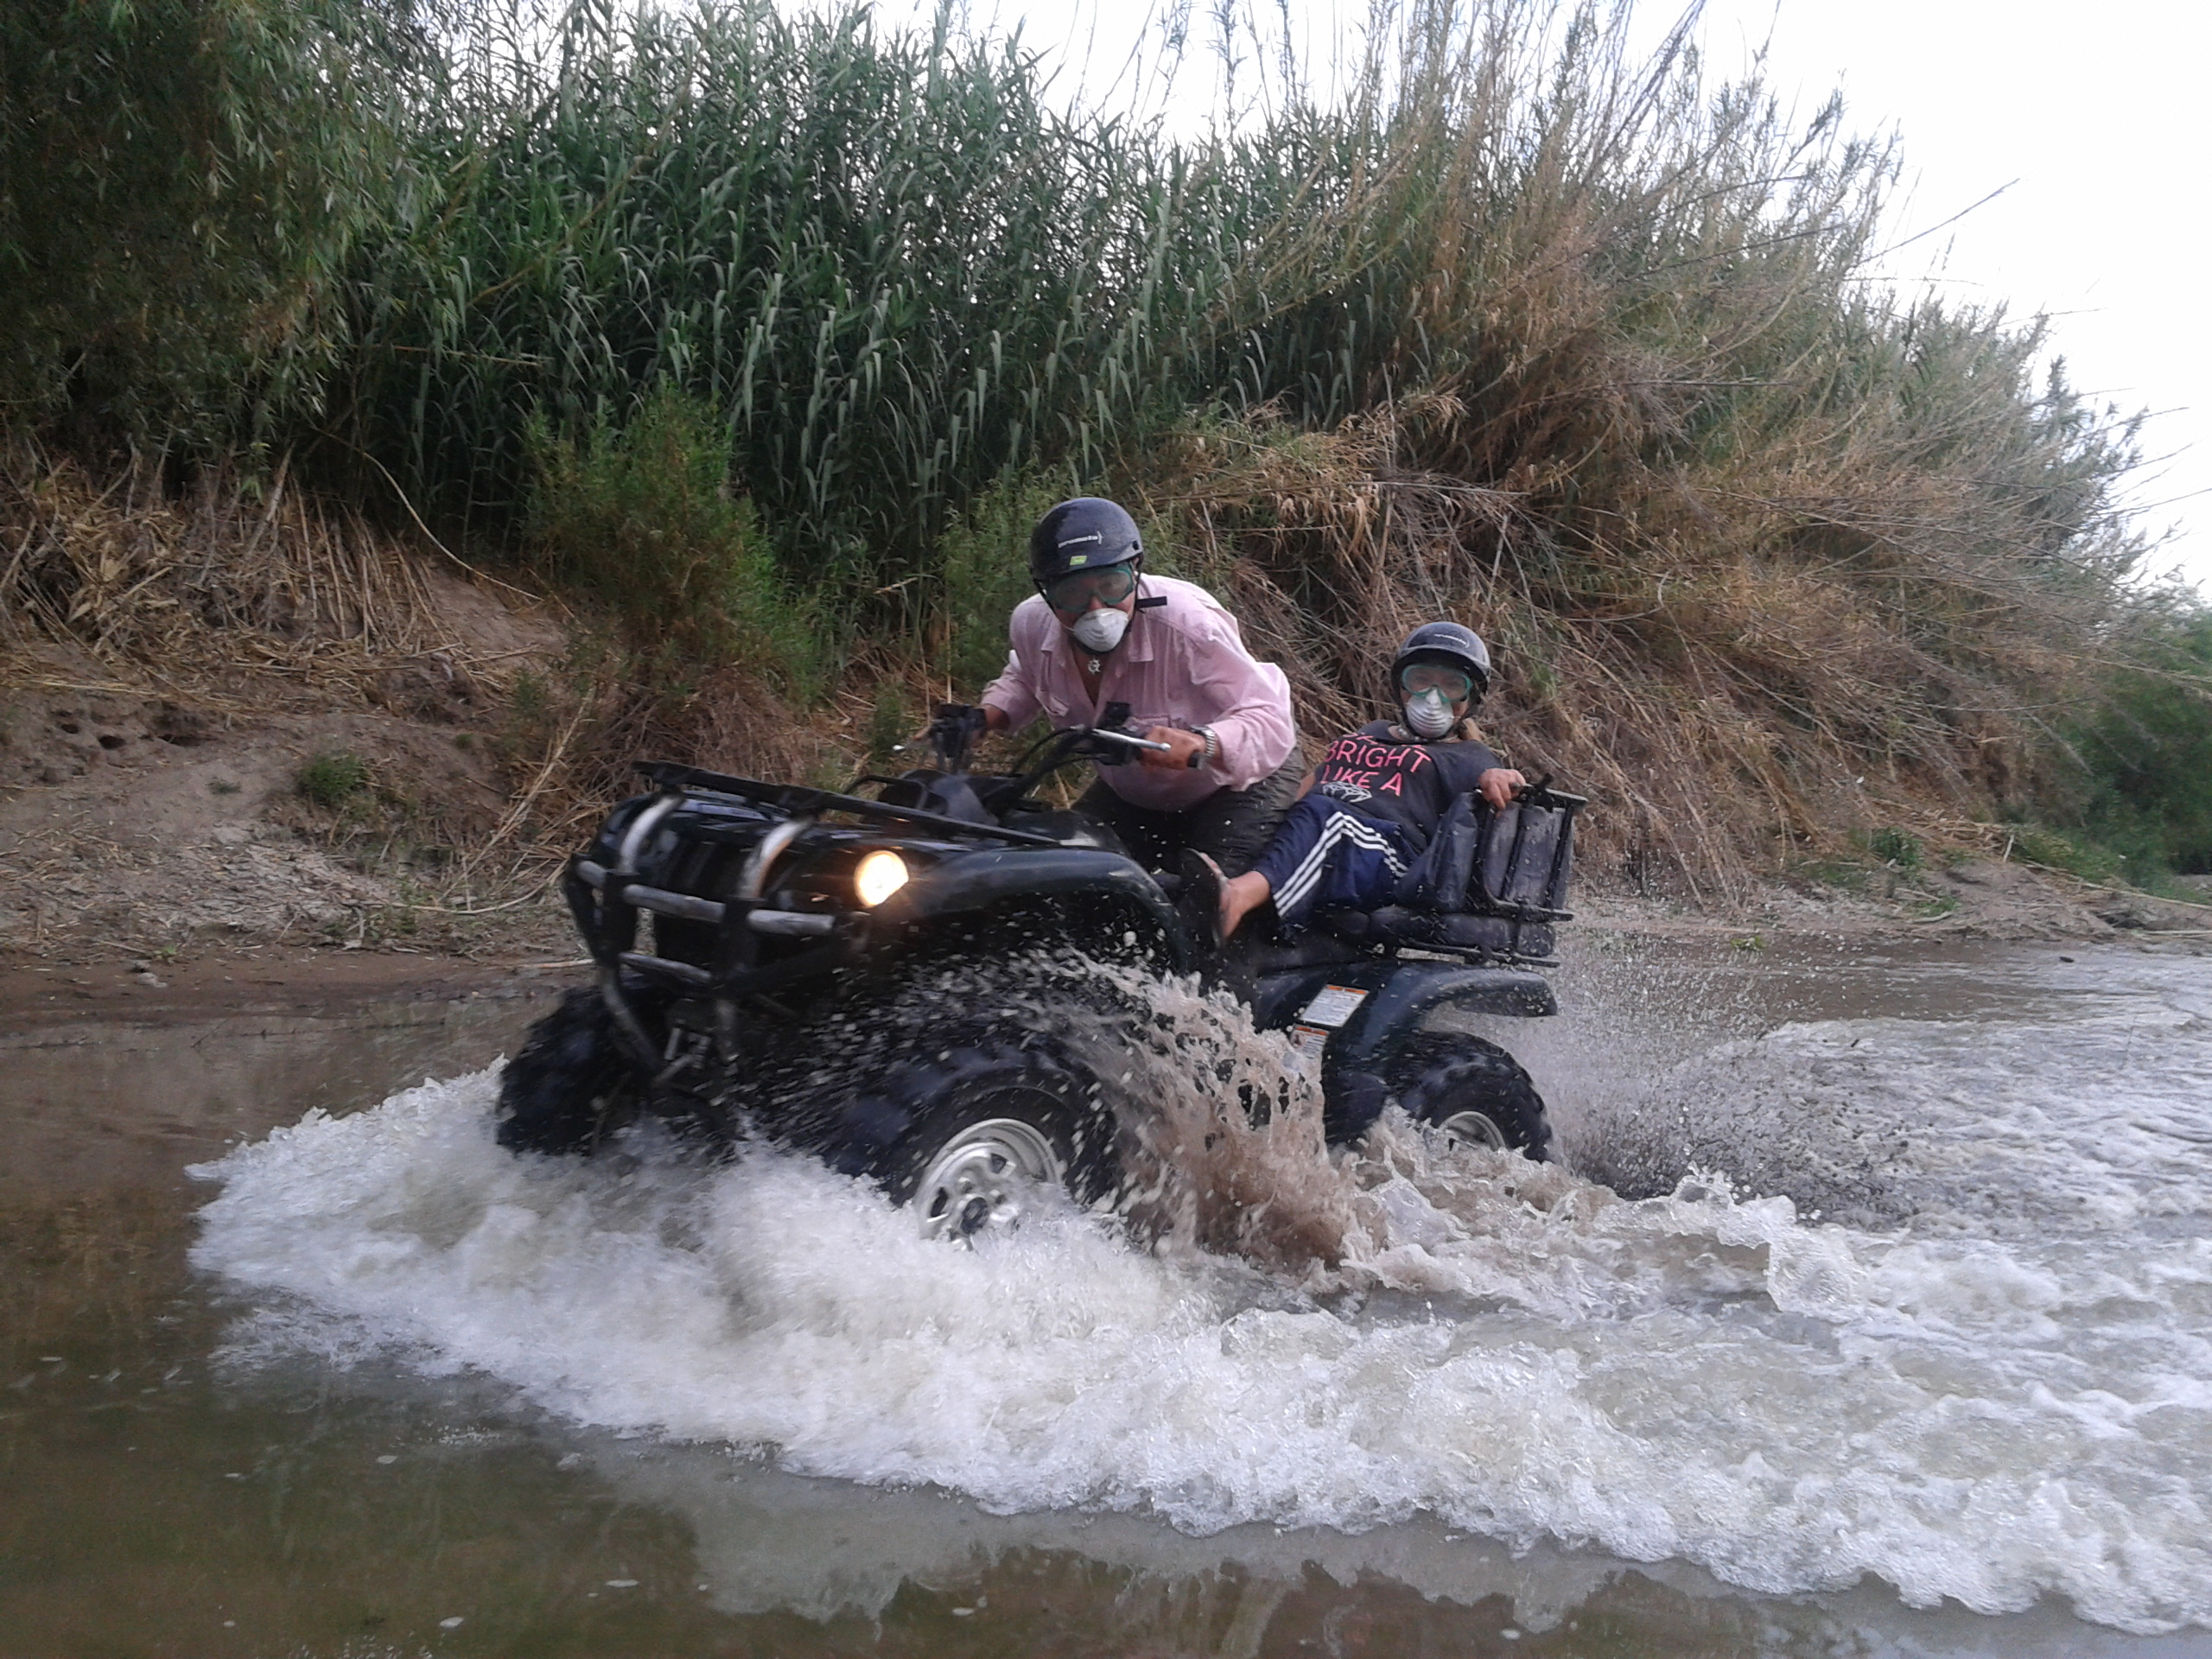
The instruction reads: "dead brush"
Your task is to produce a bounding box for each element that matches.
[1135,386,2134,903]
[0,442,564,917]
[458,645,860,896]
[0,442,521,708]
[1097,0,2149,902]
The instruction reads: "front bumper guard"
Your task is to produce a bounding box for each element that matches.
[564,807,862,1071]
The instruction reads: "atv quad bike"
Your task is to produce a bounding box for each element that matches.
[499,707,1583,1239]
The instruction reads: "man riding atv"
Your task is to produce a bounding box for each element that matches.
[1217,622,1526,940]
[975,497,1304,877]
[494,518,1581,1239]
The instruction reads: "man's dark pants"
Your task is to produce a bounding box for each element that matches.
[1074,751,1307,876]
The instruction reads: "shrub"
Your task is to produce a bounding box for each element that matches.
[1867,829,1925,872]
[936,469,1071,696]
[2005,826,2124,884]
[0,0,408,436]
[2073,608,2212,874]
[866,684,913,766]
[297,751,370,810]
[524,387,823,695]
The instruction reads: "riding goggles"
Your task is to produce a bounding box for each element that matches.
[1041,561,1140,614]
[1398,664,1476,701]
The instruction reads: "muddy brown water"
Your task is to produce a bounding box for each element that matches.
[3,938,2210,1658]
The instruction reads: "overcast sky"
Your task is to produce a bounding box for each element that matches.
[868,0,2210,592]
[1688,0,2211,592]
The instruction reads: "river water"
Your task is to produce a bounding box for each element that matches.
[4,935,2209,1657]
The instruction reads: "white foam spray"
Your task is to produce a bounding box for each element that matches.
[191,951,2212,1637]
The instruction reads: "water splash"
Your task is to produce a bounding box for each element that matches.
[190,955,2212,1636]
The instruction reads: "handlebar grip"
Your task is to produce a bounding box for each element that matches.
[1088,727,1172,753]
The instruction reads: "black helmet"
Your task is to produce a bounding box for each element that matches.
[1389,620,1491,702]
[1028,497,1142,585]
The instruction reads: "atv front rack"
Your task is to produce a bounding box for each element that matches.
[634,762,1059,847]
[571,763,1093,1071]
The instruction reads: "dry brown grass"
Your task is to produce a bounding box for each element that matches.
[1135,397,2126,903]
[0,444,872,908]
[0,446,583,924]
[0,441,530,707]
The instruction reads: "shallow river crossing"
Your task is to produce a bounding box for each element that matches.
[3,934,2210,1657]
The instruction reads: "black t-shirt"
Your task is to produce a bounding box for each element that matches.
[1311,721,1504,853]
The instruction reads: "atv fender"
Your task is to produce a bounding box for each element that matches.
[1260,962,1554,1144]
[872,846,1193,974]
[1332,963,1555,1065]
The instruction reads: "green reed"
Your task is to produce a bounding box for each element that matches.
[11,0,2183,874]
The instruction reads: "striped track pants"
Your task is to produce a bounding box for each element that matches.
[1249,796,1412,927]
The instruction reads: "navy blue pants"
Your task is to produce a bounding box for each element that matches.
[1248,796,1413,927]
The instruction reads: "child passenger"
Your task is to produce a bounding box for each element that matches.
[1215,622,1524,939]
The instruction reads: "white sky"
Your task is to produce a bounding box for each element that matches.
[870,0,2212,592]
[1689,0,2212,593]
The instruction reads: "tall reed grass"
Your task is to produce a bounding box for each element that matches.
[7,0,2185,886]
[0,0,413,440]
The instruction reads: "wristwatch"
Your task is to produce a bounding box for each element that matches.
[1189,726,1220,769]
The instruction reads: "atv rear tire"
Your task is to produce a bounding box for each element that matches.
[1386,1033,1552,1161]
[842,1033,1122,1241]
[495,985,654,1155]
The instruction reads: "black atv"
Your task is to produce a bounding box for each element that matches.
[499,706,1583,1239]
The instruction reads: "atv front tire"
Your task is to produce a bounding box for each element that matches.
[1386,1033,1553,1161]
[495,985,653,1155]
[842,1033,1123,1241]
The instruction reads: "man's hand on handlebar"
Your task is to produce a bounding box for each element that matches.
[1139,726,1205,771]
[1478,767,1527,810]
[933,704,990,742]
[924,704,992,768]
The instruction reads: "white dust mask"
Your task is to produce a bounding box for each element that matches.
[1402,688,1456,737]
[1069,606,1129,654]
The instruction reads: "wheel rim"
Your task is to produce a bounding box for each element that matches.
[1432,1109,1510,1153]
[912,1116,1065,1242]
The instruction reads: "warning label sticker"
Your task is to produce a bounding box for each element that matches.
[1298,984,1369,1029]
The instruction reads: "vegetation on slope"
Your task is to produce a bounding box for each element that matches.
[3,0,2204,891]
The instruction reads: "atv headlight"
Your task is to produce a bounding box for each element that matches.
[853,849,910,908]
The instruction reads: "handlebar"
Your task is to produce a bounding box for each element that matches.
[909,701,1172,776]
[1083,726,1173,753]
[880,705,1184,814]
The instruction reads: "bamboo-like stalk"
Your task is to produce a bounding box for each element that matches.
[9,0,2193,887]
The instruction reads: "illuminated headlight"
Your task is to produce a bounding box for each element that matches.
[853,849,910,908]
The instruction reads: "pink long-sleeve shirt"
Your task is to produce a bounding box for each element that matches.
[980,575,1299,810]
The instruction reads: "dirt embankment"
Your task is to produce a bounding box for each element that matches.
[3,620,2202,983]
[1,457,2203,980]
[0,557,576,966]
